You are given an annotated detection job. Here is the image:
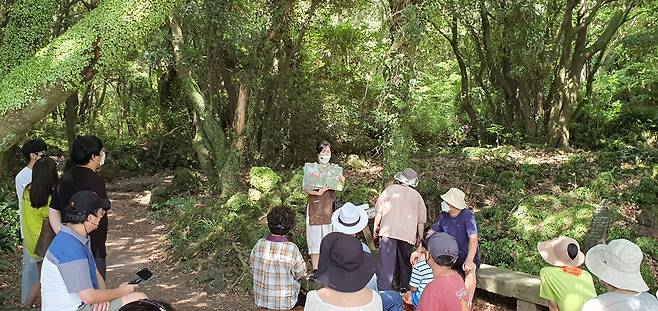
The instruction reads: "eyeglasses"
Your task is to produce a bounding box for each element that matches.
[95,209,106,218]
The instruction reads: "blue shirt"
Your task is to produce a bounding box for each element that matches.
[431,209,481,266]
[45,226,99,291]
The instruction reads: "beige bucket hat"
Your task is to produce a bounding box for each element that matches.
[394,168,419,187]
[537,236,585,267]
[440,188,466,210]
[585,239,649,292]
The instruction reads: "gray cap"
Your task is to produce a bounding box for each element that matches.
[426,232,458,263]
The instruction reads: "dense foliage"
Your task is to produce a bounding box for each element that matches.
[0,0,657,304]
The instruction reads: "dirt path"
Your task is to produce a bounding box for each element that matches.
[104,180,253,310]
[2,175,514,310]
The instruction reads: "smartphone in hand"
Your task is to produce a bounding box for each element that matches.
[128,268,154,284]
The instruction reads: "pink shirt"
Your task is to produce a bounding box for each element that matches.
[375,184,427,244]
[417,272,469,311]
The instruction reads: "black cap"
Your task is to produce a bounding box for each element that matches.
[21,139,47,159]
[68,191,111,214]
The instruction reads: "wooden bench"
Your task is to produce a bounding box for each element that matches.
[477,264,549,311]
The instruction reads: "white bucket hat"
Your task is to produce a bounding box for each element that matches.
[585,239,649,292]
[440,188,466,210]
[332,202,369,235]
[394,168,418,188]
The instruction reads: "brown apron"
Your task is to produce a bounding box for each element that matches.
[308,190,335,226]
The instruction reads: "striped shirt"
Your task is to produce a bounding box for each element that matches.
[409,258,434,302]
[249,235,306,310]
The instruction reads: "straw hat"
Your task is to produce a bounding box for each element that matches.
[332,202,369,235]
[537,236,585,267]
[394,168,418,187]
[585,239,649,292]
[440,188,466,210]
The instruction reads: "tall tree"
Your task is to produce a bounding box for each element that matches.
[441,0,644,147]
[0,0,185,152]
[379,0,424,177]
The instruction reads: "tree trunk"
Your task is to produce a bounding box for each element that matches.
[547,1,634,148]
[64,92,78,146]
[0,0,184,152]
[233,82,249,151]
[169,14,242,195]
[380,0,423,178]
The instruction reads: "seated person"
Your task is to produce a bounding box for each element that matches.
[249,206,306,310]
[417,232,469,311]
[118,299,175,311]
[41,191,146,311]
[332,202,403,311]
[425,188,480,304]
[306,232,382,310]
[582,239,658,311]
[405,239,434,308]
[537,236,596,311]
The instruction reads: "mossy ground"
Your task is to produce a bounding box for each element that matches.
[148,146,657,293]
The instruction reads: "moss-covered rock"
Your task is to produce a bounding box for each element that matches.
[249,167,281,193]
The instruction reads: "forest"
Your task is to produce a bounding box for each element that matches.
[0,0,657,308]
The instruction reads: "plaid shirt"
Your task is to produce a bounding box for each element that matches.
[249,235,306,310]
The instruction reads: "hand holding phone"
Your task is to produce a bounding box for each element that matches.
[128,268,154,284]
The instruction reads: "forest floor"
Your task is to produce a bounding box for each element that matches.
[1,175,517,310]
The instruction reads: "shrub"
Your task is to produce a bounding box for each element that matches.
[249,167,281,193]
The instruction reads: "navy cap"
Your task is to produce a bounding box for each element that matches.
[68,191,110,214]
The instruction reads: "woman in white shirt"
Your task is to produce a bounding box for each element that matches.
[305,232,382,310]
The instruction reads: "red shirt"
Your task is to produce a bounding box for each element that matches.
[417,272,469,311]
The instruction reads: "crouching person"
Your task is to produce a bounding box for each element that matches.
[41,191,146,311]
[250,206,307,310]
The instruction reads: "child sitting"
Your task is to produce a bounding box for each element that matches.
[250,207,307,310]
[406,240,434,308]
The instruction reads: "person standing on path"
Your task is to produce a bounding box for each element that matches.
[50,135,111,279]
[21,157,59,307]
[15,138,47,305]
[373,168,427,291]
[303,141,345,271]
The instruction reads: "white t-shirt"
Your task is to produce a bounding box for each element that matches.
[305,289,383,311]
[582,291,658,311]
[41,256,85,311]
[15,166,32,238]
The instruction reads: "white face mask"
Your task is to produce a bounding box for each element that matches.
[99,150,106,166]
[318,155,331,164]
[441,201,451,212]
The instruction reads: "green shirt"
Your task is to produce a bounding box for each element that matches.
[539,266,597,311]
[21,188,50,260]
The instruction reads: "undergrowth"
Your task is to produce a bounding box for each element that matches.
[151,145,658,294]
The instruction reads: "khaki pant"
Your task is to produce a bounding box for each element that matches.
[77,298,123,311]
